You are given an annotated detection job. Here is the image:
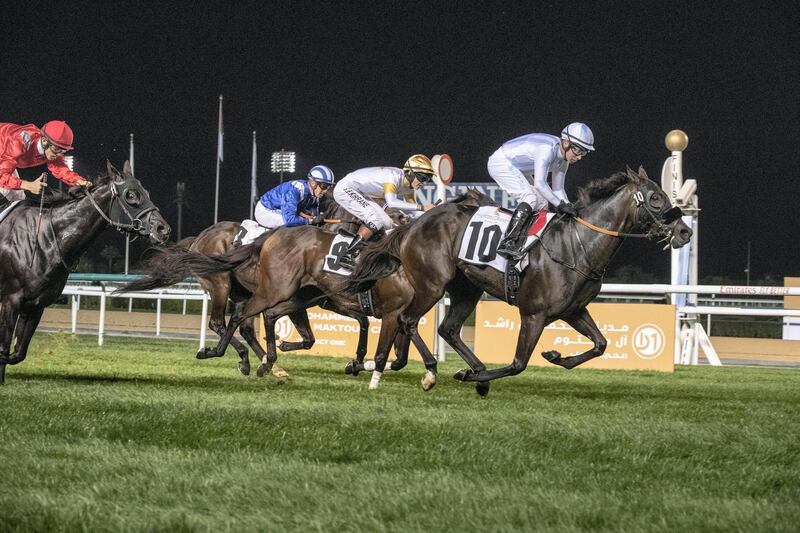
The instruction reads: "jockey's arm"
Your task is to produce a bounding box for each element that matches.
[280,188,310,227]
[382,183,422,212]
[47,159,87,187]
[551,167,569,203]
[0,143,24,189]
[531,160,561,208]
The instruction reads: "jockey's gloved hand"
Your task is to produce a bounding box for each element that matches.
[557,201,579,217]
[309,214,326,226]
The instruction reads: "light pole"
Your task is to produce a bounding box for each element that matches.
[270,149,296,185]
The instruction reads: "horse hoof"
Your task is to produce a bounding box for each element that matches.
[541,350,561,363]
[256,363,271,378]
[475,382,490,397]
[271,365,290,378]
[6,354,26,365]
[238,362,251,376]
[345,360,363,376]
[453,369,471,382]
[421,371,437,391]
[196,348,215,359]
[389,360,407,372]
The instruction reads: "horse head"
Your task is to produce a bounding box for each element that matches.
[102,160,171,244]
[624,166,692,249]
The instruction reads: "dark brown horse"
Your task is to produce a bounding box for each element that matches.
[346,167,692,396]
[119,197,436,384]
[175,210,370,378]
[0,161,171,384]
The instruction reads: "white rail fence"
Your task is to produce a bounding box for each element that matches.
[58,283,800,366]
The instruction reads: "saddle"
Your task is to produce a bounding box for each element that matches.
[232,219,268,247]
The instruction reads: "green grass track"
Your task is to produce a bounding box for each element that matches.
[1,334,798,532]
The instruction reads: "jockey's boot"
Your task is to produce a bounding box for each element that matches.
[339,226,374,270]
[497,202,534,261]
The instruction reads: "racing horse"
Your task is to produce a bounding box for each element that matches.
[0,161,171,384]
[118,197,424,386]
[120,217,439,389]
[346,167,692,395]
[171,198,370,378]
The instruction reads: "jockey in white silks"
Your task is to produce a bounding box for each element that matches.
[487,122,595,260]
[332,154,436,268]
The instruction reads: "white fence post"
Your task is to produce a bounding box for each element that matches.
[156,293,162,336]
[71,295,80,334]
[98,289,106,346]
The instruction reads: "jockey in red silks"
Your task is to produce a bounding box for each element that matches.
[0,120,91,207]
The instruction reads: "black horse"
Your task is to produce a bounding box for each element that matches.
[0,161,171,384]
[346,167,692,395]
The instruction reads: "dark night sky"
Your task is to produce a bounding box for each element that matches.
[2,2,798,281]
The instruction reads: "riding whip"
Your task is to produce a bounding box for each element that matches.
[28,172,49,267]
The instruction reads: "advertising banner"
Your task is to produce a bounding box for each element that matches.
[474,301,675,372]
[269,307,437,360]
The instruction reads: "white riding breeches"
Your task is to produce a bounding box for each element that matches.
[487,148,548,211]
[254,203,286,229]
[332,184,394,231]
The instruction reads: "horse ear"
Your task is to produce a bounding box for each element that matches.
[637,166,650,181]
[123,160,133,177]
[106,160,120,177]
[625,166,640,183]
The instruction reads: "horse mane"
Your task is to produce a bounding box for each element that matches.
[22,173,112,208]
[448,188,497,207]
[576,171,631,207]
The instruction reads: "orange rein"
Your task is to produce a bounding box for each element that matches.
[574,216,622,237]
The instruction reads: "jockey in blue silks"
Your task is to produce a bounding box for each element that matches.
[254,165,335,229]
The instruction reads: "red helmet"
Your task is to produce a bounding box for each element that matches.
[41,120,75,150]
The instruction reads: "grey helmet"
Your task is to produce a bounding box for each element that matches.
[561,122,595,152]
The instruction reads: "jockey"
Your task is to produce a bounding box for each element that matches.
[333,154,436,268]
[254,165,335,229]
[0,120,91,208]
[487,122,594,260]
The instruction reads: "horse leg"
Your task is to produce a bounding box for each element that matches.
[463,313,547,393]
[367,310,401,390]
[542,307,607,369]
[256,314,280,378]
[439,281,489,381]
[339,311,370,377]
[397,316,440,392]
[0,305,16,384]
[278,310,315,352]
[197,294,271,359]
[7,307,44,365]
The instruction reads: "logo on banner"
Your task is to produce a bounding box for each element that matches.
[632,324,665,359]
[275,315,296,341]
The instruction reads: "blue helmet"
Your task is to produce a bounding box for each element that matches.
[308,165,335,185]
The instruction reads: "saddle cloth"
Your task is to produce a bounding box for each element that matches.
[232,219,267,247]
[457,206,552,272]
[322,233,354,276]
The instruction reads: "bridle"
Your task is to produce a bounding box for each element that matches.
[46,179,160,272]
[83,179,159,234]
[573,184,682,241]
[539,181,683,281]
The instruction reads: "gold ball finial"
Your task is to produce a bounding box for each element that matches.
[665,129,688,152]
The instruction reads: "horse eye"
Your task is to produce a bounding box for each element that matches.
[124,189,141,205]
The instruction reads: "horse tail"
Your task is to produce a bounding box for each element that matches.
[344,223,413,293]
[116,235,266,293]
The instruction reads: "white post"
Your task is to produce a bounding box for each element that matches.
[71,295,80,333]
[199,295,208,350]
[182,299,187,315]
[156,294,162,336]
[98,290,106,347]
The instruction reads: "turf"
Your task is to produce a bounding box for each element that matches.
[1,333,799,532]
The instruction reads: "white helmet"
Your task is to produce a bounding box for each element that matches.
[561,122,595,152]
